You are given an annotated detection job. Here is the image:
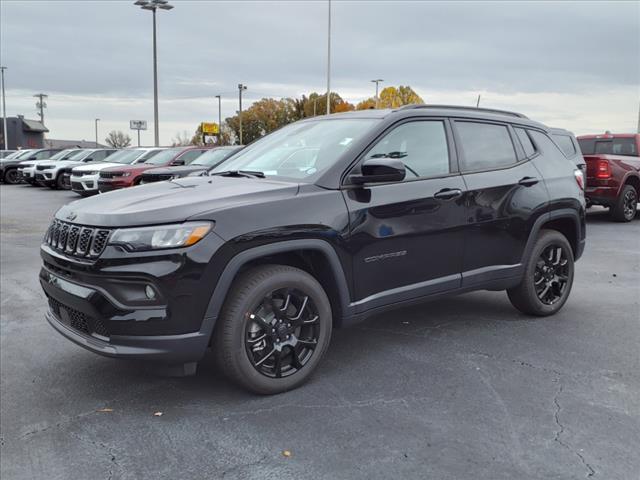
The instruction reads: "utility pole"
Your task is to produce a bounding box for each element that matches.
[238,84,247,145]
[0,66,7,150]
[326,0,331,115]
[134,0,175,147]
[94,118,100,147]
[34,93,48,125]
[215,94,222,145]
[371,79,383,108]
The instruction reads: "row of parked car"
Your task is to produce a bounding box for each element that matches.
[0,145,241,195]
[1,129,638,222]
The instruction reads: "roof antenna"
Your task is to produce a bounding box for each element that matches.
[476,94,481,108]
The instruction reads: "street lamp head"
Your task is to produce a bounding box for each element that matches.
[133,0,149,5]
[141,4,155,10]
[371,79,384,83]
[158,3,174,10]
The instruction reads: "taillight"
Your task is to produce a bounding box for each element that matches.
[596,160,611,179]
[574,169,584,190]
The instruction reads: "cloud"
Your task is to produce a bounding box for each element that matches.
[1,0,638,143]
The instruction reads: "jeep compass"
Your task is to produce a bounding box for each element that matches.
[40,105,586,394]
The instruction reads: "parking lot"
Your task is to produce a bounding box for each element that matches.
[1,184,638,480]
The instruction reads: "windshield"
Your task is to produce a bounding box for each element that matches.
[209,119,379,181]
[48,149,80,161]
[15,150,36,159]
[67,150,94,161]
[578,137,638,157]
[104,149,145,164]
[144,148,184,165]
[192,148,238,167]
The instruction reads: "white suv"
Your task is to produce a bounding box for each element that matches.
[17,149,77,184]
[70,148,163,196]
[35,149,116,189]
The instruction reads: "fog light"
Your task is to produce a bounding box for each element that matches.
[145,285,156,300]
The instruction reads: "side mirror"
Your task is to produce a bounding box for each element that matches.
[171,159,185,166]
[84,158,94,162]
[348,158,406,185]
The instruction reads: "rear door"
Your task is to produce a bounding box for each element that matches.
[343,118,467,310]
[452,120,549,286]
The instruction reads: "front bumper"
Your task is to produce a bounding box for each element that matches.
[585,186,617,207]
[35,171,56,185]
[39,232,225,363]
[98,178,131,192]
[18,168,36,182]
[71,174,99,193]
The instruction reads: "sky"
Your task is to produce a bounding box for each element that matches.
[1,0,639,145]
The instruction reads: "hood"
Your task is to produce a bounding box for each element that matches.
[73,162,126,172]
[55,175,300,227]
[100,163,156,174]
[19,160,53,167]
[142,165,207,177]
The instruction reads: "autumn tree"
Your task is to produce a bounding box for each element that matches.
[105,130,132,148]
[225,97,299,144]
[356,85,424,110]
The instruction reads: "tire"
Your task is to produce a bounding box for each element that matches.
[213,264,333,394]
[54,173,67,190]
[507,229,574,316]
[611,184,637,222]
[3,168,19,184]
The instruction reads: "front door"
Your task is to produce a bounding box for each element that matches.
[342,119,467,312]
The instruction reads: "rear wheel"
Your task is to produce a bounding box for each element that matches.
[55,173,69,190]
[507,230,574,316]
[213,264,332,394]
[611,184,637,222]
[3,168,19,184]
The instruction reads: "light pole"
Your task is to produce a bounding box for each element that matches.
[0,66,7,150]
[371,79,383,108]
[94,118,100,147]
[238,84,247,145]
[215,94,222,145]
[134,0,174,147]
[34,93,48,125]
[326,0,332,115]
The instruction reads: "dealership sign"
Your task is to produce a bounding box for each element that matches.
[130,120,147,130]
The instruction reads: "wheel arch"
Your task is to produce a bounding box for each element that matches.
[522,209,585,263]
[203,240,353,333]
[623,173,640,195]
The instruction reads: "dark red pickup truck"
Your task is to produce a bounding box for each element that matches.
[577,133,639,222]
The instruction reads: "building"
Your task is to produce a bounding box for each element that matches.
[0,116,49,149]
[44,139,108,149]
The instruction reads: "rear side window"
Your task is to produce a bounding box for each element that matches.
[515,128,536,157]
[456,122,517,171]
[553,134,577,157]
[365,120,450,179]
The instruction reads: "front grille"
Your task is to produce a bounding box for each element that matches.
[48,296,110,338]
[99,171,118,179]
[36,165,51,171]
[75,171,94,177]
[44,219,111,259]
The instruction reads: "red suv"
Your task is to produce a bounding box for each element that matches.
[97,146,210,192]
[577,133,640,222]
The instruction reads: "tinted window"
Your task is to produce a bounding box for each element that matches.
[595,138,637,156]
[515,128,536,157]
[456,122,517,171]
[192,148,238,167]
[178,150,207,164]
[365,121,450,178]
[553,134,576,157]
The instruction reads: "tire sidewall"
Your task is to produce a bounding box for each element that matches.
[524,231,575,315]
[222,267,332,394]
[4,168,18,184]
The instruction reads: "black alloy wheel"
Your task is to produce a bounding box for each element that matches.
[533,245,570,305]
[3,168,19,184]
[245,288,320,379]
[612,184,638,222]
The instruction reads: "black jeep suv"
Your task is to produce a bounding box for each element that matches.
[39,106,586,394]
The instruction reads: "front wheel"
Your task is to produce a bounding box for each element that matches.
[3,168,19,184]
[213,264,332,394]
[507,230,574,316]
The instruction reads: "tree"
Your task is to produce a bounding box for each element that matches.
[356,85,424,110]
[105,130,132,148]
[172,131,193,146]
[225,97,300,144]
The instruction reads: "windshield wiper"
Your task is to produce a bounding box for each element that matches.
[210,170,265,178]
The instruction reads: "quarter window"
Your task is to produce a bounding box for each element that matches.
[365,121,450,179]
[515,128,536,158]
[456,122,517,171]
[552,134,577,157]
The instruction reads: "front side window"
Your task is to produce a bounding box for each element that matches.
[178,149,207,164]
[193,148,239,167]
[364,121,450,179]
[210,118,378,182]
[144,148,184,165]
[552,134,577,157]
[456,122,517,171]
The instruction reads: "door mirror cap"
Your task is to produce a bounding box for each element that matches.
[349,158,406,185]
[171,159,185,166]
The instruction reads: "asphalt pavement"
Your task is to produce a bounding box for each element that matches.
[1,183,639,480]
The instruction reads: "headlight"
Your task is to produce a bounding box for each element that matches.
[119,172,132,177]
[108,221,213,251]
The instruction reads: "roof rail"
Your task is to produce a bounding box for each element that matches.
[397,104,528,119]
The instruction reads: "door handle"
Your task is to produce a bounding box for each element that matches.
[434,188,463,200]
[518,176,539,187]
